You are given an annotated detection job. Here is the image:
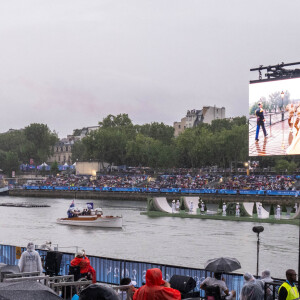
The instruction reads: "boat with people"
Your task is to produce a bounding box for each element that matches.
[0,176,9,196]
[0,186,9,195]
[56,201,123,228]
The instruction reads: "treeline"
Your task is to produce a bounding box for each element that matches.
[72,114,249,169]
[0,124,58,175]
[1,115,299,176]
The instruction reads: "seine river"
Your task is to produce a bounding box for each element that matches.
[0,196,298,279]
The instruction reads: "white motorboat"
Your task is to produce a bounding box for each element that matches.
[0,186,9,195]
[57,201,123,228]
[56,214,123,228]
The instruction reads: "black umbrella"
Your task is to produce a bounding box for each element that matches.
[0,281,61,300]
[204,257,241,273]
[79,284,120,300]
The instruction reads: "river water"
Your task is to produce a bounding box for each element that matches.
[0,196,297,279]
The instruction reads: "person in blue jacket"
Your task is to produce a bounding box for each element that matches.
[255,102,268,141]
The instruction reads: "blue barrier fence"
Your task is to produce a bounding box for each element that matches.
[0,244,245,297]
[23,185,299,196]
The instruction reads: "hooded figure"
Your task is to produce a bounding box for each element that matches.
[261,270,273,300]
[240,272,264,300]
[133,268,181,300]
[18,242,43,275]
[71,250,96,283]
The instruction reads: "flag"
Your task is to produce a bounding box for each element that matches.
[86,202,94,209]
[69,200,75,208]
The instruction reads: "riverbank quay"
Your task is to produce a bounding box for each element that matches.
[8,189,300,206]
[0,243,283,299]
[142,211,300,225]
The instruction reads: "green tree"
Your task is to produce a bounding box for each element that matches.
[275,159,290,174]
[23,123,58,164]
[135,122,174,144]
[71,140,88,161]
[2,151,19,176]
[51,161,59,175]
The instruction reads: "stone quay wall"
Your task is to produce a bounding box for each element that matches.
[8,189,299,206]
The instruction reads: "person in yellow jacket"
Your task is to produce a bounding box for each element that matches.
[278,269,299,300]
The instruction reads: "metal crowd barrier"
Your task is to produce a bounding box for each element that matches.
[0,244,245,298]
[3,275,50,285]
[51,279,92,300]
[3,271,40,280]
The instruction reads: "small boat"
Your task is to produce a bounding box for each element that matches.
[56,215,123,228]
[0,186,9,196]
[56,201,123,228]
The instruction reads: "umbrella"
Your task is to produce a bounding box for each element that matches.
[204,257,241,273]
[0,281,61,300]
[79,284,120,300]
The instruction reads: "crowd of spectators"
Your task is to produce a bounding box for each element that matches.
[146,174,222,189]
[26,173,300,191]
[216,175,298,191]
[41,174,148,188]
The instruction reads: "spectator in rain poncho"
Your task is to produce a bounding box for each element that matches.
[133,268,181,300]
[240,272,264,300]
[261,270,273,300]
[18,242,43,275]
[119,277,137,300]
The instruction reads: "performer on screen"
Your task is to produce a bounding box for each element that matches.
[255,102,268,142]
[286,102,295,132]
[294,102,300,135]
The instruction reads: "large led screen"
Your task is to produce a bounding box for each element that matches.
[249,77,300,156]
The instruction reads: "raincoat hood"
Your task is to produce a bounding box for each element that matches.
[146,268,165,286]
[26,242,35,252]
[133,268,181,300]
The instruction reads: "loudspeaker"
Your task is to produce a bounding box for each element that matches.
[45,251,62,276]
[68,265,81,281]
[169,275,196,294]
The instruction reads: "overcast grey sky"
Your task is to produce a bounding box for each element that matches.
[1,0,299,137]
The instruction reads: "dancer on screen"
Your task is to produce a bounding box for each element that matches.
[255,102,268,141]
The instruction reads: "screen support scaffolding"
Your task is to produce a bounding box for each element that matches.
[250,62,300,83]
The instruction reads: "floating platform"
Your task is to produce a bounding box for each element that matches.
[144,197,300,225]
[0,203,50,208]
[141,211,300,225]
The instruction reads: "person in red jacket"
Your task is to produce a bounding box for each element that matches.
[71,250,96,283]
[133,268,181,300]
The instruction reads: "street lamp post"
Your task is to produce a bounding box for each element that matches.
[252,226,264,276]
[281,91,285,121]
[244,162,249,176]
[281,91,285,149]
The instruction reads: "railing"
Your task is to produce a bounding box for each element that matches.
[22,185,300,196]
[1,244,292,300]
[263,280,286,300]
[3,275,50,285]
[0,244,245,299]
[3,271,40,280]
[51,279,92,300]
